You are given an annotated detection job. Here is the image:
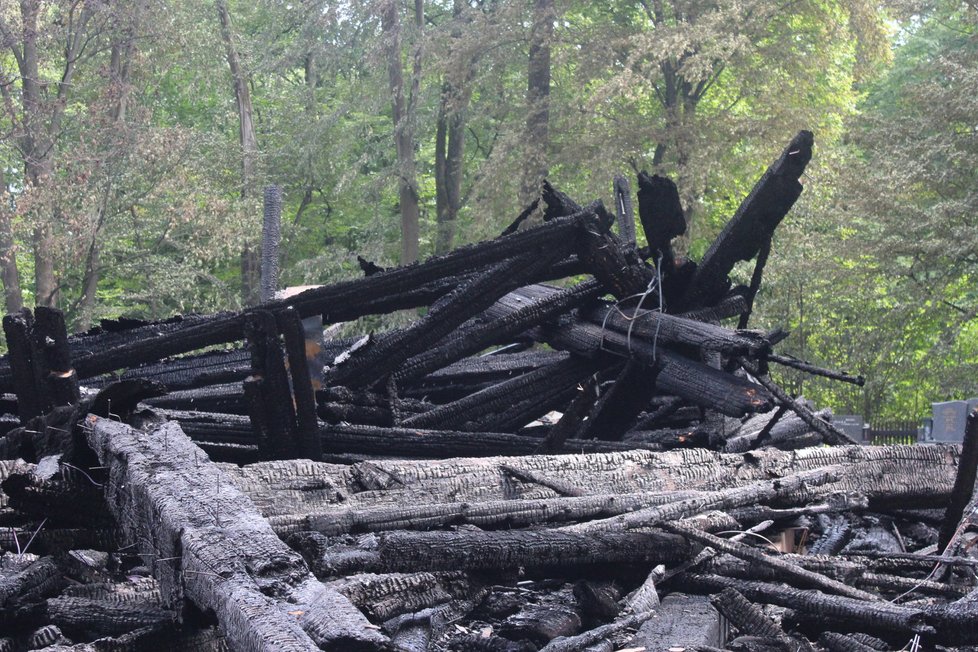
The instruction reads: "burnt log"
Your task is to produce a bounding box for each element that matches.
[939,408,978,552]
[681,574,933,637]
[394,279,603,384]
[84,416,388,651]
[326,246,572,390]
[680,131,814,310]
[293,528,693,576]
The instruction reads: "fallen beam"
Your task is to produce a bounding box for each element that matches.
[84,416,388,651]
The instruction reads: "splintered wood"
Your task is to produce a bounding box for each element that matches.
[1,131,977,651]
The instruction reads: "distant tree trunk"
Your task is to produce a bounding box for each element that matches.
[77,19,137,332]
[382,0,422,265]
[0,168,23,314]
[519,0,555,205]
[217,0,261,306]
[434,0,474,254]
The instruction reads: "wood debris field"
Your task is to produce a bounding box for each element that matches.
[0,131,977,651]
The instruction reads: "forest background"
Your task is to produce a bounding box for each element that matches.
[0,0,974,422]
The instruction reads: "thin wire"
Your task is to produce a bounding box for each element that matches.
[598,254,665,360]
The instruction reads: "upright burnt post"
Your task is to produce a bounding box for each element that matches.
[3,308,45,422]
[33,307,80,408]
[243,310,298,459]
[260,185,282,303]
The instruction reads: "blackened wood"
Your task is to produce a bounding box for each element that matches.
[539,373,600,452]
[85,417,388,650]
[2,468,112,528]
[581,300,772,357]
[271,490,704,538]
[681,574,932,636]
[2,310,45,421]
[395,279,603,383]
[285,209,595,321]
[498,587,582,646]
[739,358,858,445]
[540,610,651,652]
[327,249,570,390]
[0,556,64,608]
[580,361,659,441]
[47,595,176,637]
[260,185,282,302]
[819,632,880,652]
[736,236,771,330]
[766,353,865,386]
[296,528,692,575]
[98,348,251,392]
[401,355,599,432]
[404,350,568,402]
[613,174,636,246]
[319,422,656,458]
[709,588,799,649]
[278,308,323,460]
[72,313,246,380]
[144,383,246,414]
[682,131,814,310]
[939,409,978,552]
[576,204,656,301]
[61,213,592,380]
[499,197,540,236]
[244,310,298,459]
[563,465,841,534]
[750,405,789,450]
[678,291,749,322]
[636,172,685,270]
[546,319,772,416]
[32,308,79,408]
[808,516,852,556]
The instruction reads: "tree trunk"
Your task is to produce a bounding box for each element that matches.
[434,0,474,254]
[520,0,555,205]
[77,31,136,332]
[0,168,23,314]
[216,0,261,306]
[382,0,422,265]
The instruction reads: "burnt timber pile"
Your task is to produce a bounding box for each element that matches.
[0,130,976,651]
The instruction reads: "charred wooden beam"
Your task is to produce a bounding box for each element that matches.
[319,423,660,459]
[613,174,637,247]
[939,408,978,552]
[326,248,572,390]
[244,310,299,459]
[546,318,772,416]
[84,416,389,650]
[680,574,933,636]
[563,465,841,534]
[402,354,600,432]
[766,353,865,387]
[663,520,879,601]
[395,279,603,384]
[681,131,814,310]
[278,308,323,460]
[292,528,693,576]
[580,300,772,357]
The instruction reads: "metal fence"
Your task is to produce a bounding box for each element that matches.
[865,419,918,445]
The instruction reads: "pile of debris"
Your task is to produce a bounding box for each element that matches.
[0,131,976,651]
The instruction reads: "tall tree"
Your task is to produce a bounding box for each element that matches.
[520,0,555,205]
[382,0,423,265]
[217,0,262,305]
[0,0,106,308]
[0,167,22,314]
[75,5,141,331]
[434,0,478,254]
